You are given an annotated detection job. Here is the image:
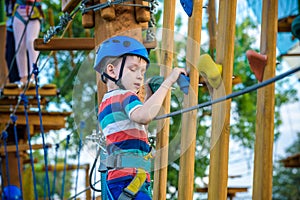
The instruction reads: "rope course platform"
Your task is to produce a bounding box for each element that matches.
[2,83,58,96]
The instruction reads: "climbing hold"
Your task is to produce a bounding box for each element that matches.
[197,54,222,89]
[177,74,190,95]
[292,15,300,39]
[180,0,193,17]
[2,185,22,200]
[246,50,267,82]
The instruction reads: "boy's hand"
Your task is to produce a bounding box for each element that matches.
[164,68,187,87]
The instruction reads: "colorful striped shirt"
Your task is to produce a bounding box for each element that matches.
[98,89,151,182]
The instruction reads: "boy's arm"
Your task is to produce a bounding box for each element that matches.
[130,68,187,124]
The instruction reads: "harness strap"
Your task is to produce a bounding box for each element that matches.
[118,168,147,200]
[104,154,151,172]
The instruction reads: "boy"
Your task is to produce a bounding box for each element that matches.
[94,35,186,199]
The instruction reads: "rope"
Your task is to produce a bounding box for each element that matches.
[74,121,85,197]
[154,66,300,120]
[2,131,10,186]
[51,143,59,197]
[33,63,51,199]
[61,134,71,199]
[10,115,23,199]
[21,94,38,200]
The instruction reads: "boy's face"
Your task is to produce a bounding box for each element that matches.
[115,56,147,93]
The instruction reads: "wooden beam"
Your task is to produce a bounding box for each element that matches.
[0,144,52,154]
[34,38,95,51]
[280,53,300,57]
[253,0,278,199]
[152,0,175,199]
[34,163,89,172]
[2,85,58,96]
[208,0,237,199]
[280,153,300,168]
[61,0,81,13]
[278,15,296,32]
[0,110,71,134]
[177,0,202,199]
[0,24,8,87]
[34,37,156,51]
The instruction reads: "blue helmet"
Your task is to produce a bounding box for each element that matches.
[94,35,150,74]
[2,185,22,200]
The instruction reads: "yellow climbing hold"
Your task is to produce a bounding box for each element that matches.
[197,54,222,89]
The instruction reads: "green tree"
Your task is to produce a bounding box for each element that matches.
[272,133,300,200]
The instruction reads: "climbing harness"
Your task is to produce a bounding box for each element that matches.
[117,168,147,200]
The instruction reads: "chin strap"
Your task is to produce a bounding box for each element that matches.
[101,56,127,89]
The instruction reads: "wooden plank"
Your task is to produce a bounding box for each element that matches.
[34,38,95,51]
[281,153,300,168]
[208,0,237,199]
[253,0,278,199]
[0,24,8,87]
[177,0,202,199]
[34,37,156,51]
[3,86,58,96]
[152,0,175,199]
[34,163,89,171]
[0,144,52,154]
[61,0,81,13]
[196,187,248,194]
[0,97,47,106]
[0,111,71,134]
[278,15,296,32]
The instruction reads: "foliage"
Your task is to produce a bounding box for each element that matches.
[272,133,300,200]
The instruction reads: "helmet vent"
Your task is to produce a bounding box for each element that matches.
[123,41,131,47]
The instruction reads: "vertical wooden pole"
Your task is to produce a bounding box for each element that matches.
[0,24,8,87]
[252,0,277,199]
[152,0,176,199]
[208,0,217,59]
[85,165,91,200]
[177,0,202,199]
[208,0,237,200]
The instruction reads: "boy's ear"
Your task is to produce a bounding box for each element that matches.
[106,64,117,78]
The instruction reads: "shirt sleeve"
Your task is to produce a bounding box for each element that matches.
[122,91,143,118]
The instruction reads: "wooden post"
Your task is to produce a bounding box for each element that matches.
[208,0,217,59]
[177,0,202,199]
[94,1,145,102]
[0,24,8,87]
[252,0,278,199]
[152,0,176,199]
[208,0,237,200]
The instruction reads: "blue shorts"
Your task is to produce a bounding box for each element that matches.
[107,179,152,200]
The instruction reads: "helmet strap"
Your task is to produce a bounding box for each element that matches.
[101,56,127,90]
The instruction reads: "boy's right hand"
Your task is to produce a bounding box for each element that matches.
[166,67,187,86]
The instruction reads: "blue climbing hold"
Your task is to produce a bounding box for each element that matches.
[2,185,22,200]
[177,74,190,95]
[180,0,193,17]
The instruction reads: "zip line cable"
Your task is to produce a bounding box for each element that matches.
[154,66,300,120]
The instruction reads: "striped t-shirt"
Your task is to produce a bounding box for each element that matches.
[98,89,151,182]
